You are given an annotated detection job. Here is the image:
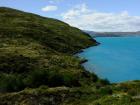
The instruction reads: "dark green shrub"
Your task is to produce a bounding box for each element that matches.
[99,79,110,85]
[47,71,64,87]
[24,69,49,88]
[98,87,112,95]
[62,73,81,87]
[91,73,98,82]
[118,83,129,92]
[128,89,138,96]
[0,54,36,73]
[0,74,25,92]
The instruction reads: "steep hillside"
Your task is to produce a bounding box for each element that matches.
[0,6,100,91]
[0,7,140,105]
[0,7,97,53]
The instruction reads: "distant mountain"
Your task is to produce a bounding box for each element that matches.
[84,30,140,37]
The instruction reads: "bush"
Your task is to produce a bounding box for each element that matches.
[24,69,49,88]
[99,79,110,85]
[47,71,64,87]
[62,73,81,87]
[0,54,36,73]
[98,87,112,95]
[91,73,98,82]
[128,89,138,96]
[0,74,25,92]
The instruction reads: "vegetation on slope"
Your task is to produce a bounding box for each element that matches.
[0,7,99,91]
[0,7,140,105]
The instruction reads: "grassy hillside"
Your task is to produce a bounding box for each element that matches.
[0,7,98,90]
[0,7,140,105]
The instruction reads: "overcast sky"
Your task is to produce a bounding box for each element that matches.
[1,0,140,32]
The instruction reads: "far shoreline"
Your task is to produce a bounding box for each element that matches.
[92,35,140,38]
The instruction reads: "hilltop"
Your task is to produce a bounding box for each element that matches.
[0,7,140,105]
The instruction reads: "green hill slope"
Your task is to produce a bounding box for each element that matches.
[0,7,98,94]
[0,7,97,54]
[0,7,140,105]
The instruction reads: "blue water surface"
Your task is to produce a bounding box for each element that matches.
[78,36,140,83]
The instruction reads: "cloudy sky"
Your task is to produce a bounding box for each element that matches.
[1,0,140,32]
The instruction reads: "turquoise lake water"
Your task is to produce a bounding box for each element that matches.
[78,37,140,83]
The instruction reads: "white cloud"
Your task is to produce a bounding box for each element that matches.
[42,5,58,12]
[61,3,140,32]
[48,0,63,4]
[48,1,55,4]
